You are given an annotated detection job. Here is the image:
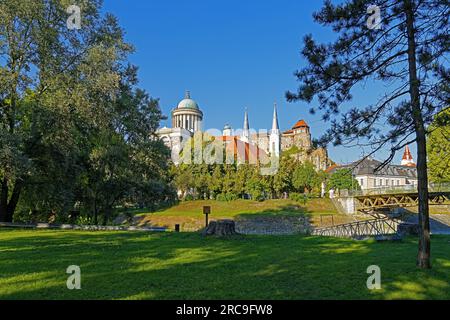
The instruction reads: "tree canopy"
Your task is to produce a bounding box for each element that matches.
[0,0,174,224]
[428,108,450,183]
[327,169,361,192]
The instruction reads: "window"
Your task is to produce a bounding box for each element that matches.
[397,180,400,186]
[374,179,377,187]
[360,179,364,187]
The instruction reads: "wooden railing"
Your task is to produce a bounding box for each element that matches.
[349,182,450,197]
[312,217,401,238]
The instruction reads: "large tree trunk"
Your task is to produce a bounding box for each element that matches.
[5,181,23,222]
[0,179,24,223]
[404,0,431,269]
[0,177,8,222]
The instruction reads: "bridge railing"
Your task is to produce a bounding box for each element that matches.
[312,217,401,238]
[348,182,450,197]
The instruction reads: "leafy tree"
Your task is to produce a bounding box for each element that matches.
[0,0,173,223]
[80,77,172,224]
[222,165,237,199]
[234,165,249,198]
[0,0,130,221]
[292,161,320,193]
[328,169,360,192]
[287,0,448,268]
[273,156,297,197]
[209,165,223,199]
[245,166,268,201]
[428,109,450,183]
[173,164,192,199]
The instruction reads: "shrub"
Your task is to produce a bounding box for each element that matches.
[75,215,94,226]
[216,194,227,202]
[289,192,309,205]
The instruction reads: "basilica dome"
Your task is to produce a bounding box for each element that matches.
[171,91,203,133]
[177,91,199,110]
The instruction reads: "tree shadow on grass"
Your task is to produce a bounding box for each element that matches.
[0,229,449,300]
[131,205,314,232]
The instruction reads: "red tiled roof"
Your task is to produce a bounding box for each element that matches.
[217,135,240,141]
[325,164,340,173]
[292,120,309,129]
[215,136,269,164]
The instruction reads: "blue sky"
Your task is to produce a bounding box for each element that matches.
[102,0,413,165]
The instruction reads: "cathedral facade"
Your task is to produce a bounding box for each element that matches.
[157,91,331,171]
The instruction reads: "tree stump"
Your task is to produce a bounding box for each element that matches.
[202,219,238,236]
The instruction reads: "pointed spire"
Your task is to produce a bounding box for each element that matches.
[401,145,415,166]
[403,145,413,161]
[243,108,249,131]
[272,103,279,131]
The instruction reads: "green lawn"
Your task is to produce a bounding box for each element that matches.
[0,229,449,300]
[130,199,348,230]
[139,199,338,218]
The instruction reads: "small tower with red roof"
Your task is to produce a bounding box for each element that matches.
[401,145,416,167]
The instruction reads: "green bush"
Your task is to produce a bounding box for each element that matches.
[75,215,94,226]
[289,192,309,205]
[216,194,227,202]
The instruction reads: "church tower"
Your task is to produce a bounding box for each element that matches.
[401,145,416,167]
[241,108,250,143]
[269,103,281,157]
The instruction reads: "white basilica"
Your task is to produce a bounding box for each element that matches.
[157,91,331,171]
[157,91,203,150]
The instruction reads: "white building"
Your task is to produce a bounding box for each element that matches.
[157,91,203,153]
[328,146,418,191]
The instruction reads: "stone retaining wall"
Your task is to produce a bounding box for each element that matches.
[235,216,311,235]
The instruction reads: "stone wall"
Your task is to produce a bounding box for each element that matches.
[235,216,311,235]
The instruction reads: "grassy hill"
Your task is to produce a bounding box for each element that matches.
[130,198,349,231]
[0,229,448,300]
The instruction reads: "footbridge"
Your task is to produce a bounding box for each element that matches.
[335,184,450,215]
[317,184,450,238]
[353,185,450,214]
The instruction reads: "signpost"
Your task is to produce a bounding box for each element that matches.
[203,206,211,227]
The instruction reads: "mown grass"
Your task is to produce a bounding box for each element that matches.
[131,199,348,230]
[0,229,448,300]
[137,199,338,218]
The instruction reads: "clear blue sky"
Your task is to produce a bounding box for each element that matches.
[103,0,413,165]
